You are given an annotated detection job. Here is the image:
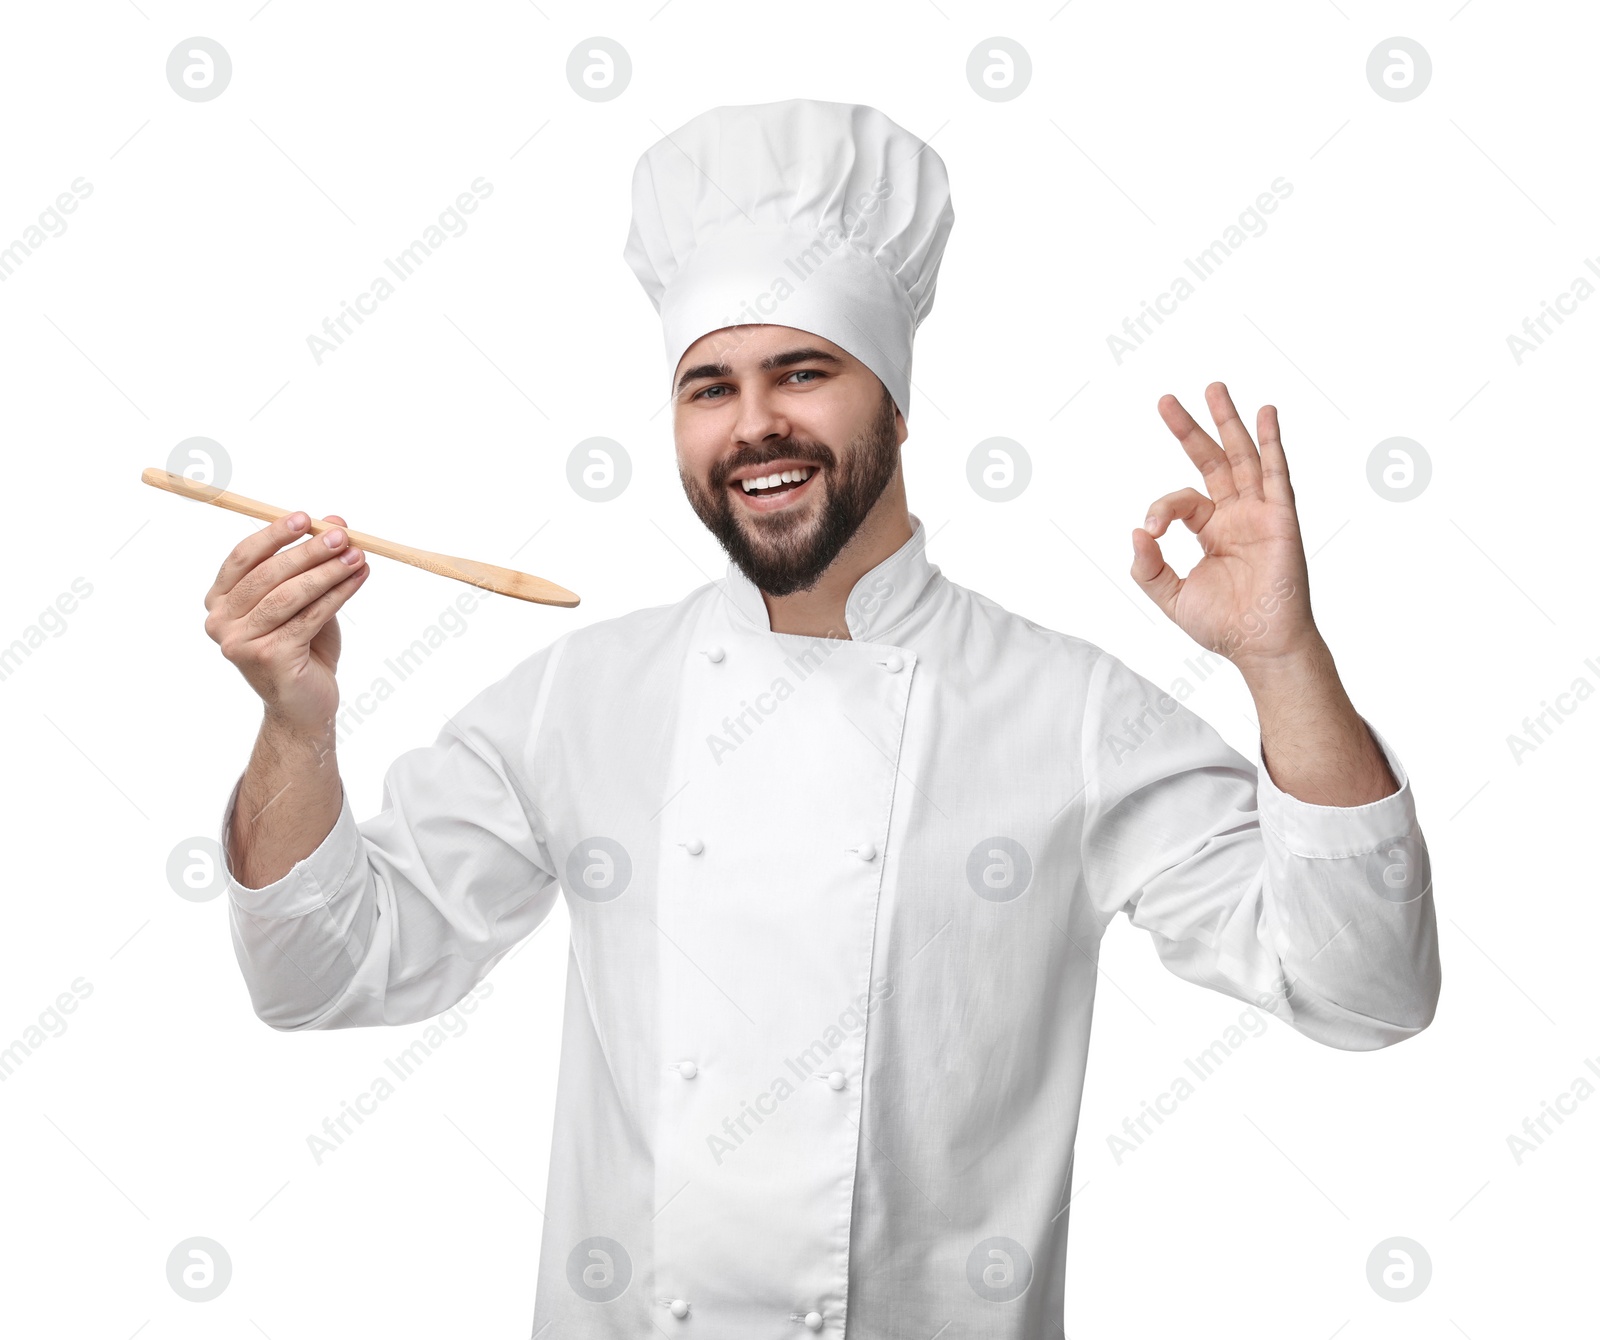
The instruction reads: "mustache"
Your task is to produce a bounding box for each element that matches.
[711,441,834,488]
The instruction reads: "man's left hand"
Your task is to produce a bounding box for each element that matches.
[1131,381,1322,670]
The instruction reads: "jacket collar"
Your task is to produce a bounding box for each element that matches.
[721,512,939,642]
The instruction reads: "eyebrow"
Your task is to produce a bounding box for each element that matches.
[675,346,843,395]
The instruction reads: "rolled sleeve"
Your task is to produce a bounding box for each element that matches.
[1249,713,1439,1047]
[220,771,362,921]
[221,632,572,1032]
[1253,716,1417,860]
[1079,650,1440,1051]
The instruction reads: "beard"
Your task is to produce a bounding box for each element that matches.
[679,387,901,598]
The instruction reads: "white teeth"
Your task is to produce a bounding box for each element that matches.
[740,466,812,493]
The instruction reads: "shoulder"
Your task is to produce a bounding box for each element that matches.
[571,577,724,647]
[527,581,716,684]
[453,585,708,741]
[932,572,1113,674]
[927,575,1196,732]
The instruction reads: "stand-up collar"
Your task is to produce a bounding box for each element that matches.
[721,513,940,642]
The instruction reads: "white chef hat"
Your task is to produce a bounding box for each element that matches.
[622,98,954,421]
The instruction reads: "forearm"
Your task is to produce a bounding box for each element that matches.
[224,714,375,1032]
[226,711,343,889]
[1238,637,1398,807]
[223,657,570,1030]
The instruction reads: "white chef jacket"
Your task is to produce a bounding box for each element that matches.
[222,513,1440,1339]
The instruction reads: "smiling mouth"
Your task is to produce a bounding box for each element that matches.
[729,465,819,511]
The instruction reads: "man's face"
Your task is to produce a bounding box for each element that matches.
[672,324,907,597]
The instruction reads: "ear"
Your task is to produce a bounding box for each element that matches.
[883,383,907,446]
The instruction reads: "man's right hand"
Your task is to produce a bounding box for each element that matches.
[205,510,370,736]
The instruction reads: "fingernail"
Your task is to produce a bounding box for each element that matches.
[1145,515,1159,532]
[287,512,306,531]
[323,528,345,549]
[340,548,363,565]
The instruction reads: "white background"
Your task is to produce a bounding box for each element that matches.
[1,1,1594,1336]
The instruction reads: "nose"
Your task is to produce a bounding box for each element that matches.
[731,379,792,448]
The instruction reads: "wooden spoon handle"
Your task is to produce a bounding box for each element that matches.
[140,468,580,608]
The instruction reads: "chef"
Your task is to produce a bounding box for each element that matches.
[213,98,1440,1339]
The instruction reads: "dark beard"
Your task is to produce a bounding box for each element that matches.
[680,387,900,598]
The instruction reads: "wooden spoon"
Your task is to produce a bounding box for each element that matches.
[141,468,579,608]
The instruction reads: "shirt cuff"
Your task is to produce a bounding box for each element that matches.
[219,771,362,920]
[1253,714,1417,859]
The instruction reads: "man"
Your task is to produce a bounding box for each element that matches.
[211,100,1439,1338]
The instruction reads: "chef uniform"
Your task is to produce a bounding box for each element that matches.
[222,100,1440,1339]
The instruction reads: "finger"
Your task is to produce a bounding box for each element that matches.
[1157,392,1237,503]
[1130,527,1182,621]
[323,514,348,527]
[215,524,359,622]
[1255,404,1294,505]
[209,511,315,605]
[1142,487,1214,538]
[271,561,370,648]
[240,543,368,641]
[1204,381,1264,500]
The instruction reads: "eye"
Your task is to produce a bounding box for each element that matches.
[785,369,824,385]
[690,384,731,401]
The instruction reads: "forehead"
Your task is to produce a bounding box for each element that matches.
[674,324,854,378]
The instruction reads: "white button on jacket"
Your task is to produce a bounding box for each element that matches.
[222,514,1440,1338]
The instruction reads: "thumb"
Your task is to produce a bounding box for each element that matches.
[1130,527,1181,621]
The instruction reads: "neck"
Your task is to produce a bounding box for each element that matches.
[759,473,912,639]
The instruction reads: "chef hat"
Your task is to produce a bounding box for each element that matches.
[622,98,955,422]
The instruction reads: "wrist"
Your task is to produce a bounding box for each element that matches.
[1233,634,1336,697]
[260,707,339,767]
